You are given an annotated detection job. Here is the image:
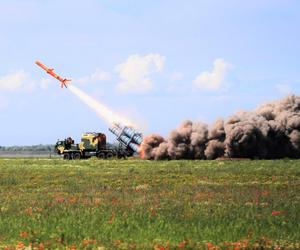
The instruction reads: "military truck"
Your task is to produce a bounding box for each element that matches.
[55,123,143,160]
[55,132,130,160]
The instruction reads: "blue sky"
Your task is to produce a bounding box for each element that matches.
[0,0,299,146]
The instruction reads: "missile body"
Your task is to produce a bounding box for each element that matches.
[35,60,71,88]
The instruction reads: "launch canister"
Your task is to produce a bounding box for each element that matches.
[35,60,71,88]
[109,123,143,153]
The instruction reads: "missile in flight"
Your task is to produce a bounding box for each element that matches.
[35,60,71,88]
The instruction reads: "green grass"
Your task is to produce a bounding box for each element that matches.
[0,158,299,249]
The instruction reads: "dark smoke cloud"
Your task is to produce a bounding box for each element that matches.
[140,95,300,160]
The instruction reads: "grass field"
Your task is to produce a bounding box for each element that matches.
[0,158,299,249]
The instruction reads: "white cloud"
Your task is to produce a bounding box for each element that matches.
[193,58,232,91]
[0,70,57,92]
[276,83,292,95]
[77,69,111,84]
[0,70,29,91]
[115,53,165,93]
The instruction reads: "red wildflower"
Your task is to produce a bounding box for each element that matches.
[153,241,169,250]
[39,242,44,250]
[19,231,28,238]
[112,197,118,205]
[25,207,33,215]
[178,240,187,249]
[272,210,288,216]
[94,198,101,205]
[166,240,170,250]
[16,242,25,249]
[207,242,218,250]
[68,197,77,204]
[207,242,213,248]
[153,244,165,250]
[261,191,270,196]
[82,240,89,247]
[114,240,121,246]
[55,197,65,203]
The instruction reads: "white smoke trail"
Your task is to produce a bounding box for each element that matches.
[68,85,136,127]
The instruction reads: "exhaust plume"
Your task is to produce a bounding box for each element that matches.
[140,95,300,160]
[68,85,136,127]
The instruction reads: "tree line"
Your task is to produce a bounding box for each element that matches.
[0,145,54,152]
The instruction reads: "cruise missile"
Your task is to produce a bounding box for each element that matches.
[35,60,71,88]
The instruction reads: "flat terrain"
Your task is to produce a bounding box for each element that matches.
[0,158,299,249]
[0,152,54,158]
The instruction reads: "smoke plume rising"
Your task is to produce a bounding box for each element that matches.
[69,85,136,127]
[140,95,300,160]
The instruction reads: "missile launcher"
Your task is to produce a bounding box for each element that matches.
[109,123,142,154]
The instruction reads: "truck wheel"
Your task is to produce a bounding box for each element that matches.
[63,153,70,160]
[97,153,105,159]
[106,152,114,159]
[117,152,126,159]
[73,153,81,160]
